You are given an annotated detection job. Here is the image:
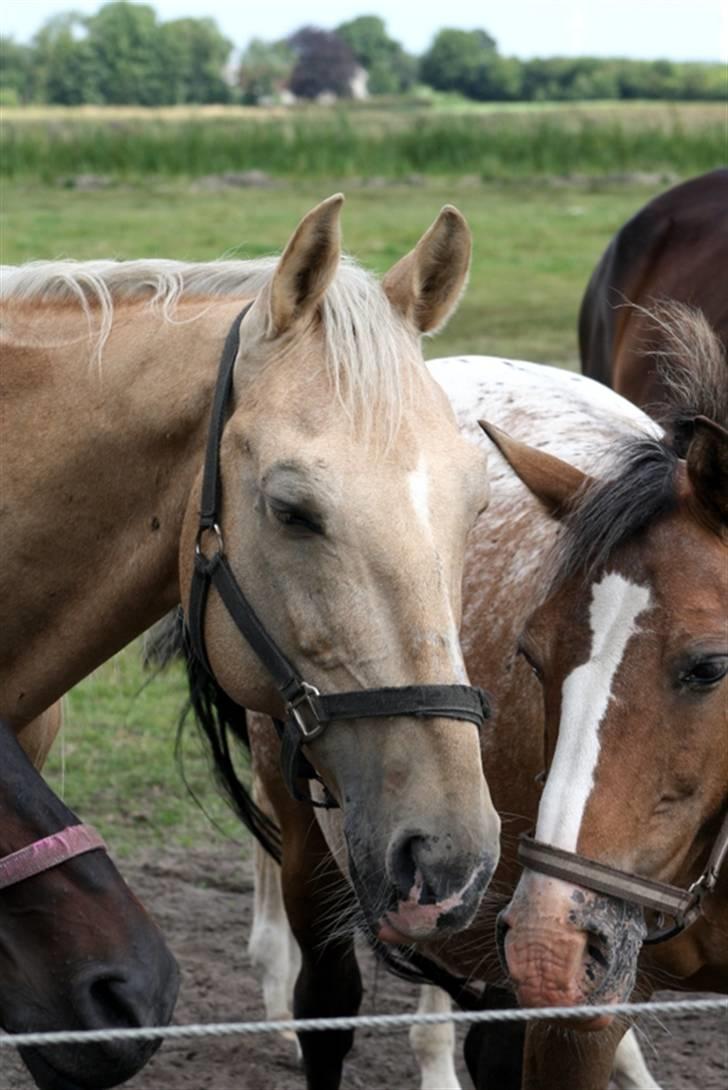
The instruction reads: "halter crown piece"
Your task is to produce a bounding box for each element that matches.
[186,305,492,808]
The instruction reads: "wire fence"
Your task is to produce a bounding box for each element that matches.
[1,996,726,1050]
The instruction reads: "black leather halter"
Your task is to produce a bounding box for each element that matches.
[186,305,491,806]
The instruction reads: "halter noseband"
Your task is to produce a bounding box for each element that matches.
[0,824,106,891]
[518,811,728,943]
[186,305,492,807]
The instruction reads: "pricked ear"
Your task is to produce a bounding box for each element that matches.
[382,205,471,333]
[267,194,343,337]
[479,421,592,516]
[685,415,728,529]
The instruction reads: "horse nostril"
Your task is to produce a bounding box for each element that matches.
[586,939,609,971]
[496,909,511,941]
[495,910,512,971]
[84,973,143,1029]
[583,928,612,986]
[389,832,420,900]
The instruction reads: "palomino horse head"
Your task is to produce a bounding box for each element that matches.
[490,306,727,1023]
[0,721,179,1090]
[179,197,499,942]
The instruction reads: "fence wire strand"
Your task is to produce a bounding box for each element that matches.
[1,996,726,1050]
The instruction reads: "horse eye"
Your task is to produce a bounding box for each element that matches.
[269,500,323,535]
[517,642,544,682]
[679,656,727,690]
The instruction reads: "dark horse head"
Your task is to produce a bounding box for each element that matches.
[0,722,179,1089]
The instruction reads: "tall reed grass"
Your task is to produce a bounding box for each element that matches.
[2,107,723,181]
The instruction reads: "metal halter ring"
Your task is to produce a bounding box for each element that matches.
[195,523,224,560]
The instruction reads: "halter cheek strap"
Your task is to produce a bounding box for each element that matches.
[186,305,492,808]
[0,824,106,891]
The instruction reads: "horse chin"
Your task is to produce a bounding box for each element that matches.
[564,1010,617,1032]
[20,1047,87,1090]
[19,1039,162,1090]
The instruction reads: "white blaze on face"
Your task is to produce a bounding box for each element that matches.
[408,451,468,684]
[536,571,651,851]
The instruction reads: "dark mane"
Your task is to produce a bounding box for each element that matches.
[180,634,282,863]
[558,302,725,582]
[556,436,679,583]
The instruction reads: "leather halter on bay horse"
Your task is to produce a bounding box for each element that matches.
[0,823,106,891]
[518,814,728,944]
[187,305,492,807]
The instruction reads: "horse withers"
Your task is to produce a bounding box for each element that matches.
[0,718,179,1090]
[579,168,728,412]
[1,197,498,967]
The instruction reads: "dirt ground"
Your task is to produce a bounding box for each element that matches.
[2,849,726,1090]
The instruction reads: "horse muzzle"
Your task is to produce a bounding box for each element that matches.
[497,873,646,1024]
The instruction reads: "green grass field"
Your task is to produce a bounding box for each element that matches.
[0,155,711,857]
[0,177,677,363]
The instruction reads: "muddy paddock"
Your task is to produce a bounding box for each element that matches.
[2,849,726,1089]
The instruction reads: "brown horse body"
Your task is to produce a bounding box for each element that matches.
[579,168,728,411]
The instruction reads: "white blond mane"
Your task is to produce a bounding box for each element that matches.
[0,256,420,435]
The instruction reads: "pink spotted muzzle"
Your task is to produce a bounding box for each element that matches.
[378,857,494,942]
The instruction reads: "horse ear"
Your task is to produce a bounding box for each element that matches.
[685,415,728,529]
[382,205,471,333]
[266,194,343,337]
[479,421,591,516]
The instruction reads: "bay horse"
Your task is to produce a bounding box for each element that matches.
[0,716,179,1090]
[579,168,728,412]
[1,198,500,982]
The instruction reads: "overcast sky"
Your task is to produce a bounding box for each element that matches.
[3,0,727,62]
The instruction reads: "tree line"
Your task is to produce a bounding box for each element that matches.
[1,4,724,106]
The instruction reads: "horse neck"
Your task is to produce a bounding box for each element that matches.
[0,297,248,720]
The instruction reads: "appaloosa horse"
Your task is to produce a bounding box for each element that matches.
[239,350,675,1090]
[1,198,501,1037]
[0,717,179,1090]
[246,309,725,1089]
[579,168,728,412]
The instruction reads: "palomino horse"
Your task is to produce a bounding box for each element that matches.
[244,345,682,1088]
[1,198,500,1009]
[0,716,179,1089]
[579,168,728,411]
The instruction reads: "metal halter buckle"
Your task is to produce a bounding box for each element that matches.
[195,523,224,560]
[687,871,712,900]
[287,682,323,740]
